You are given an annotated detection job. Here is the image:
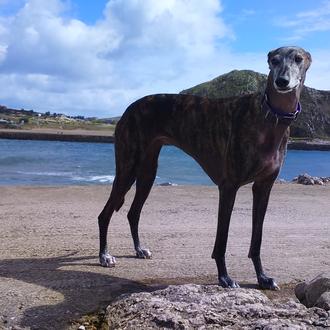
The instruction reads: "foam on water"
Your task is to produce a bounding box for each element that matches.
[72,175,115,183]
[17,171,73,177]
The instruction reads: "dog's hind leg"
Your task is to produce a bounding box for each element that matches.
[249,177,279,290]
[127,144,162,259]
[212,183,239,288]
[98,173,136,267]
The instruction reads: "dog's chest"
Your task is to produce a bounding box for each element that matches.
[258,150,283,176]
[252,132,287,179]
[232,128,288,183]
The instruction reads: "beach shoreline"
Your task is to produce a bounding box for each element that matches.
[0,184,329,328]
[1,128,330,150]
[0,128,115,143]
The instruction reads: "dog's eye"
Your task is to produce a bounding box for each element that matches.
[295,55,303,64]
[271,57,280,66]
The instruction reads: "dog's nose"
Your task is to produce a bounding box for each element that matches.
[275,77,290,89]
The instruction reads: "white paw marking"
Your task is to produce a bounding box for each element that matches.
[99,253,116,267]
[136,248,152,259]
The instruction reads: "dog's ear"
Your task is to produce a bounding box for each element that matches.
[267,49,276,69]
[304,51,312,70]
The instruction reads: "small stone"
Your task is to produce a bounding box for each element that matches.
[297,173,313,185]
[78,326,86,330]
[295,282,307,302]
[295,272,330,309]
[316,292,330,311]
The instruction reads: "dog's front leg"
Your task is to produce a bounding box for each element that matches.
[249,179,279,290]
[212,184,239,288]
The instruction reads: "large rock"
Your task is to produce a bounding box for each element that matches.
[293,173,330,185]
[105,284,329,329]
[295,273,330,311]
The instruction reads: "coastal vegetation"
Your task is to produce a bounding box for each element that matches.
[0,105,116,133]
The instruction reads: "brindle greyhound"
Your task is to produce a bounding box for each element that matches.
[98,46,311,290]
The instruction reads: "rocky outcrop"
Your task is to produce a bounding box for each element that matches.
[295,273,330,311]
[180,70,330,139]
[105,284,330,329]
[293,173,330,185]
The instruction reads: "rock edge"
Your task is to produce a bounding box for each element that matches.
[105,284,330,329]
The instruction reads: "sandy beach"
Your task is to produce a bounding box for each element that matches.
[0,184,329,329]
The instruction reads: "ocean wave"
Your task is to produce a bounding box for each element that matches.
[16,171,73,177]
[156,181,179,186]
[13,170,115,183]
[72,175,115,183]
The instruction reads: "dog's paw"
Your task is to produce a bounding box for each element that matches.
[136,248,152,259]
[258,274,280,290]
[219,275,240,288]
[99,253,116,267]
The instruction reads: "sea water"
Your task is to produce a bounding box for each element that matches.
[0,139,330,186]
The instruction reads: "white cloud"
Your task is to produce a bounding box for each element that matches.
[0,0,236,116]
[304,49,330,89]
[276,1,330,41]
[0,0,329,117]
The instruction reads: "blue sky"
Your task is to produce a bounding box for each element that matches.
[0,0,329,117]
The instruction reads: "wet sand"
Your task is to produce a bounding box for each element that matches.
[0,184,329,329]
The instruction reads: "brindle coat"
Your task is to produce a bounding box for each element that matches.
[98,46,312,290]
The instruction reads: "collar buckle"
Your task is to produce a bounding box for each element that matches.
[262,94,301,125]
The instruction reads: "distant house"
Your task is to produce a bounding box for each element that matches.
[0,118,19,128]
[0,118,10,125]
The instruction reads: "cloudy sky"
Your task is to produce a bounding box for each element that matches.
[0,0,329,117]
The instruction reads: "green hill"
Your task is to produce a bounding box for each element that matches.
[180,70,330,138]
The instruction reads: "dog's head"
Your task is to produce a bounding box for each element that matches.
[267,46,312,93]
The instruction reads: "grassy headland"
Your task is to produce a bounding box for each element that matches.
[0,105,116,142]
[0,105,117,132]
[181,70,330,139]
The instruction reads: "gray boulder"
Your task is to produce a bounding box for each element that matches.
[293,173,330,185]
[105,284,329,329]
[295,273,330,311]
[296,173,315,185]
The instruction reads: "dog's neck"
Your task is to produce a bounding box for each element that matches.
[265,73,303,115]
[257,73,305,153]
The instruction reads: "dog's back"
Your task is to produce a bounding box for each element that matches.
[115,92,264,185]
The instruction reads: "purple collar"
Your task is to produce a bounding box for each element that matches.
[262,93,301,125]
